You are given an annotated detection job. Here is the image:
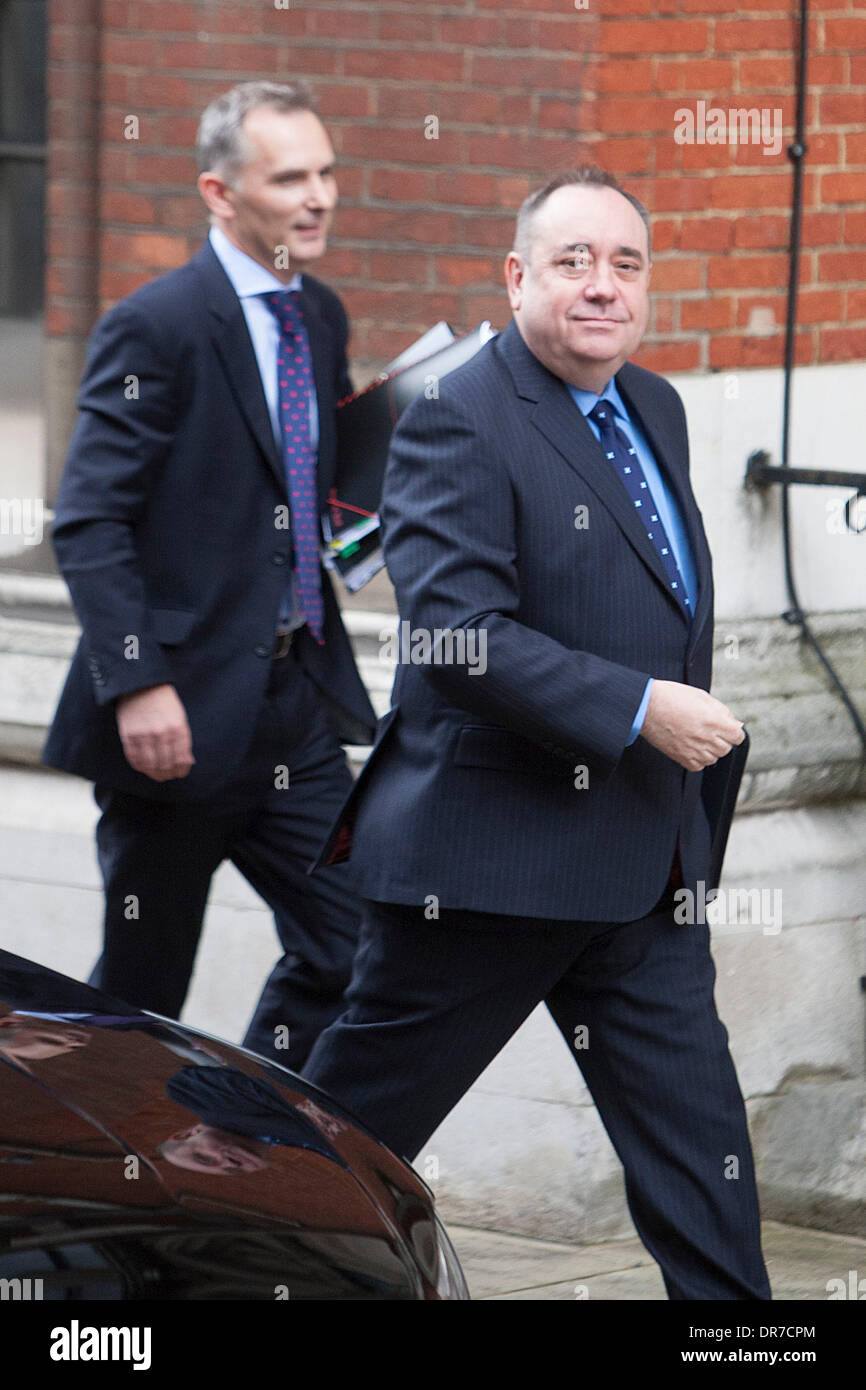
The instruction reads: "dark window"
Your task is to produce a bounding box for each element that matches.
[0,0,47,317]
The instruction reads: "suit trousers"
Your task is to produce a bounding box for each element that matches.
[301,893,772,1301]
[91,641,361,1070]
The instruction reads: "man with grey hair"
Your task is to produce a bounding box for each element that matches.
[303,166,771,1300]
[44,82,376,1068]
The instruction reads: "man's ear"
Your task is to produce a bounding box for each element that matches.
[197,171,235,221]
[504,251,525,312]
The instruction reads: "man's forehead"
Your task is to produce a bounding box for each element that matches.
[535,185,647,249]
[242,107,332,159]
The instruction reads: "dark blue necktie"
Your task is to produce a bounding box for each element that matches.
[588,398,691,618]
[261,290,325,644]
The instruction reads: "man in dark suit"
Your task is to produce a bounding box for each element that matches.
[42,81,376,1069]
[302,168,771,1300]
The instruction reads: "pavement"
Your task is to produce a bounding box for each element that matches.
[1,760,864,1302]
[447,1220,866,1300]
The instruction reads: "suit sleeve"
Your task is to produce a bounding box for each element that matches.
[381,390,651,779]
[51,300,181,705]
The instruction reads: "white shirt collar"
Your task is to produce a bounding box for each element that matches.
[208,225,302,298]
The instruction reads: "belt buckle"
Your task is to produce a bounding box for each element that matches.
[273,629,294,659]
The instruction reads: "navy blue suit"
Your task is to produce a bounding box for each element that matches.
[42,239,376,1065]
[302,321,770,1300]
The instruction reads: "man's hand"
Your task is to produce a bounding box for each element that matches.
[115,684,195,781]
[640,679,744,772]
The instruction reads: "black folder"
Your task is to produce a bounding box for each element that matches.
[701,729,750,892]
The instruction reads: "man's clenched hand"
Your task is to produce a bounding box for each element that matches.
[640,679,744,772]
[115,684,195,781]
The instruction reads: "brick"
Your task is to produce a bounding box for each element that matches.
[101,191,157,224]
[315,84,372,119]
[824,18,866,48]
[463,291,511,328]
[707,253,791,289]
[339,124,465,166]
[596,98,681,134]
[655,59,736,92]
[632,340,701,372]
[715,19,802,53]
[469,53,584,90]
[369,169,434,203]
[600,20,709,54]
[593,59,655,94]
[846,288,866,321]
[430,171,499,207]
[336,206,463,246]
[368,250,430,284]
[99,269,153,303]
[680,218,733,252]
[465,214,526,250]
[128,153,197,185]
[652,296,675,333]
[308,9,377,39]
[844,211,866,243]
[317,245,366,279]
[649,218,678,252]
[680,297,734,330]
[709,174,793,209]
[846,132,866,165]
[680,144,737,172]
[156,195,210,230]
[439,16,504,46]
[345,287,462,322]
[648,176,718,211]
[794,289,845,324]
[649,257,704,290]
[738,57,792,89]
[819,326,866,361]
[820,93,866,125]
[345,49,463,83]
[732,215,788,249]
[434,255,499,288]
[801,211,843,246]
[818,250,866,282]
[821,173,866,204]
[590,139,653,175]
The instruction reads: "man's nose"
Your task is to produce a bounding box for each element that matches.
[306,174,336,208]
[584,261,616,297]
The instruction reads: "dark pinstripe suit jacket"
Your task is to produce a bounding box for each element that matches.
[322,318,717,922]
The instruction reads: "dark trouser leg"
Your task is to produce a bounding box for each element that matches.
[93,785,230,1017]
[233,664,362,1071]
[301,900,583,1161]
[544,898,771,1300]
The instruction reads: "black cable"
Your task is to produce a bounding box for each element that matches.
[779,0,866,757]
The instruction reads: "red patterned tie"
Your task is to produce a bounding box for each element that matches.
[262,290,325,644]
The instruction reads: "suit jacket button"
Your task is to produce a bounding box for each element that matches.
[272,552,287,566]
[254,643,271,658]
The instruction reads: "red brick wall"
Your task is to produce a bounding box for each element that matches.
[46,0,866,378]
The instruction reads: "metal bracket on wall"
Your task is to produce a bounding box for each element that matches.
[745,449,866,533]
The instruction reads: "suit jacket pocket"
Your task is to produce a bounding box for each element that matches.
[150,608,198,646]
[453,723,564,774]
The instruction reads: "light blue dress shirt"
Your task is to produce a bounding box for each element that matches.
[568,380,699,745]
[208,225,317,628]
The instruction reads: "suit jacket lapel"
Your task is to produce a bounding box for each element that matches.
[615,363,714,646]
[193,240,287,497]
[498,323,690,624]
[297,280,336,513]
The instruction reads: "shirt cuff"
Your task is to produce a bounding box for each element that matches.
[626,678,653,746]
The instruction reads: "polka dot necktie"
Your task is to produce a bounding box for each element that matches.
[588,398,692,619]
[261,290,325,644]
